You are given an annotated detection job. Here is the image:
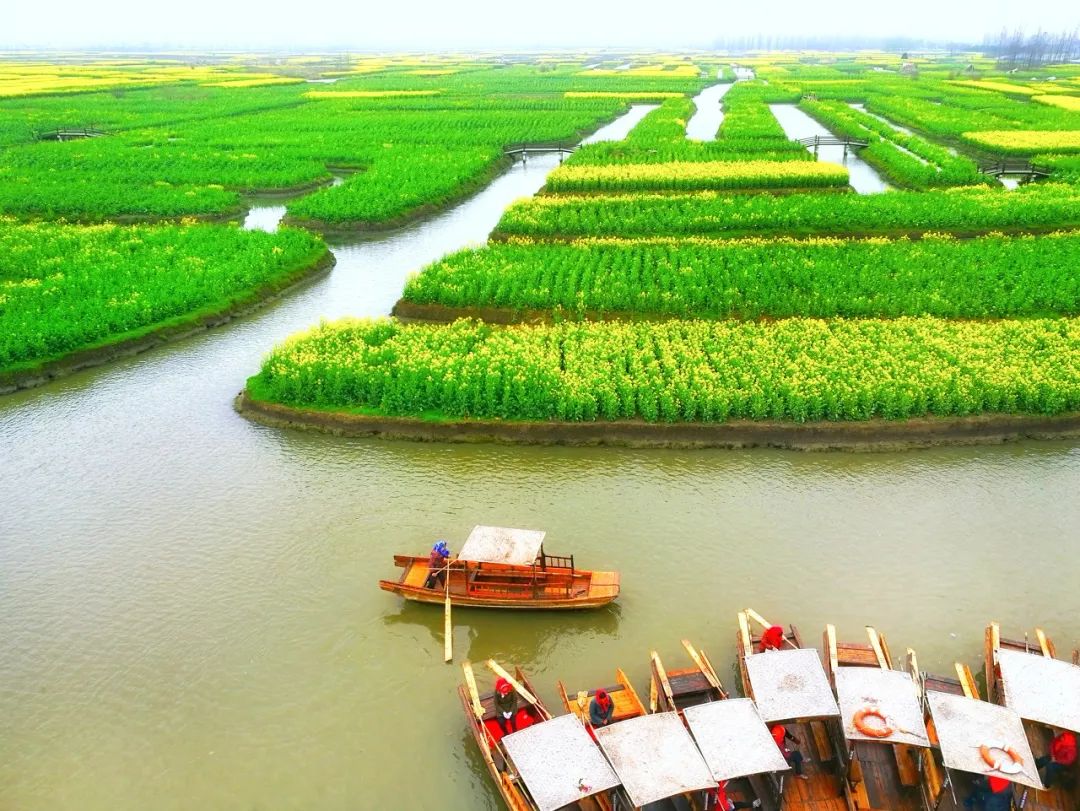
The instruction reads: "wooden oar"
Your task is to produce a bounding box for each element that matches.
[462,660,485,720]
[682,639,724,694]
[443,561,453,663]
[486,659,539,706]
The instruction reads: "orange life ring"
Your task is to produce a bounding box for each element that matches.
[853,707,894,738]
[980,742,1024,775]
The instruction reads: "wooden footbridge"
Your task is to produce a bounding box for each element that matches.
[35,128,107,142]
[978,159,1051,179]
[797,135,869,156]
[504,144,577,163]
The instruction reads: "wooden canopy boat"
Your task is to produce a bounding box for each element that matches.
[736,608,846,811]
[649,640,727,715]
[460,659,561,810]
[983,623,1080,811]
[921,670,1043,811]
[556,668,647,731]
[380,525,619,610]
[823,625,929,811]
[592,710,716,810]
[910,659,986,811]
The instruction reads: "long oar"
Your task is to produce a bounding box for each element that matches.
[485,660,540,706]
[444,561,453,663]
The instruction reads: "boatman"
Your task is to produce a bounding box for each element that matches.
[1036,728,1077,788]
[423,541,451,590]
[589,689,615,728]
[494,677,517,736]
[771,724,807,780]
[760,625,786,652]
[962,775,1012,810]
[708,779,762,810]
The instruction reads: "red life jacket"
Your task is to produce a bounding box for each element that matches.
[1051,731,1078,765]
[760,625,785,651]
[988,776,1010,793]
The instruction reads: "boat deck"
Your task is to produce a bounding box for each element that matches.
[849,740,921,811]
[780,720,846,811]
[667,668,718,711]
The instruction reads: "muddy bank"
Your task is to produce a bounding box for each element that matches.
[235,392,1080,452]
[0,250,336,396]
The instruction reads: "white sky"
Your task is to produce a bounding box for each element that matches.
[5,0,1079,50]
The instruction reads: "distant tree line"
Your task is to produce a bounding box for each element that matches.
[982,28,1080,67]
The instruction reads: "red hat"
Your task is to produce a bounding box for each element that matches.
[771,724,786,746]
[988,776,1010,793]
[496,677,512,695]
[595,689,608,700]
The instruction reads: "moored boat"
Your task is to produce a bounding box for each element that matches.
[736,608,846,811]
[823,624,930,811]
[556,668,647,731]
[380,525,619,609]
[649,639,727,714]
[983,623,1080,811]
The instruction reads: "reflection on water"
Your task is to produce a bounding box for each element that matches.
[769,103,891,194]
[2,105,1080,810]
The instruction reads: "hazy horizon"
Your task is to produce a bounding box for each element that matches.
[6,0,1079,51]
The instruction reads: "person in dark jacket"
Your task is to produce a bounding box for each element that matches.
[423,541,450,589]
[771,724,807,779]
[494,677,517,736]
[1036,729,1077,788]
[589,689,615,728]
[963,775,1012,810]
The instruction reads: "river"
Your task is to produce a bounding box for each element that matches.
[3,107,1080,811]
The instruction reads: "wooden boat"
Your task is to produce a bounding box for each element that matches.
[983,623,1080,811]
[823,625,929,811]
[649,640,727,714]
[736,608,847,811]
[556,668,647,731]
[380,525,619,609]
[909,658,981,811]
[918,659,1043,811]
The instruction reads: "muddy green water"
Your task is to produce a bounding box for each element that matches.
[2,122,1080,810]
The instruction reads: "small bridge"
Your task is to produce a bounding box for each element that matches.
[978,159,1050,179]
[797,135,869,156]
[35,128,107,142]
[504,145,577,163]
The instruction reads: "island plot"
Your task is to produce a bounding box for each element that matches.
[242,55,1080,449]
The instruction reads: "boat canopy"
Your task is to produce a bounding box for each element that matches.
[926,690,1043,790]
[683,697,789,781]
[997,648,1080,733]
[458,525,546,566]
[594,711,716,807]
[501,714,620,811]
[745,648,840,723]
[835,666,930,747]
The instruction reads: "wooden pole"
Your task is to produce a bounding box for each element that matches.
[443,561,453,663]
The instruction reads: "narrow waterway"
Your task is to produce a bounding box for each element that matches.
[685,83,732,141]
[580,103,658,144]
[3,107,1080,811]
[769,103,891,194]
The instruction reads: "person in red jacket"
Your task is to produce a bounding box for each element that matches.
[760,625,785,652]
[771,724,807,779]
[707,779,761,810]
[1036,729,1077,788]
[963,775,1012,810]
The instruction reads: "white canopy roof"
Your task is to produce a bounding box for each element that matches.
[594,712,716,807]
[683,698,790,781]
[926,690,1043,790]
[835,667,930,747]
[997,648,1080,734]
[745,648,840,723]
[458,525,546,566]
[501,714,620,811]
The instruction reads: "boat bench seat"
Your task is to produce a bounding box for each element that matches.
[810,720,835,764]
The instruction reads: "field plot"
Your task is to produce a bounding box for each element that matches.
[0,219,327,387]
[244,52,1080,445]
